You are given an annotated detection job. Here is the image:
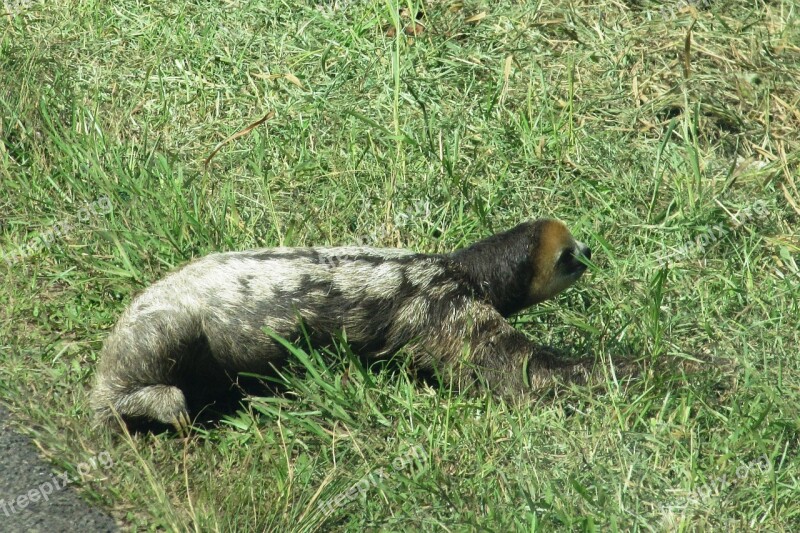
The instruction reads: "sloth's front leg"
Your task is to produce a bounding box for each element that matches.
[408,300,595,397]
[465,317,595,397]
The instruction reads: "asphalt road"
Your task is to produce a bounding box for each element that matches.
[0,406,118,533]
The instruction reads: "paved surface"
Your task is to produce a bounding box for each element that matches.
[0,406,118,533]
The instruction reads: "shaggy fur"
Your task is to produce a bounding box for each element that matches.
[92,219,594,432]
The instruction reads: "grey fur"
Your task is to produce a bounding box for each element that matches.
[91,219,602,432]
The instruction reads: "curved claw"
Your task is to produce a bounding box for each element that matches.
[171,411,192,438]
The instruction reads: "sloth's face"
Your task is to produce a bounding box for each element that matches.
[528,219,592,304]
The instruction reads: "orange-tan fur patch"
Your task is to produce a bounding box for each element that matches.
[529,220,575,303]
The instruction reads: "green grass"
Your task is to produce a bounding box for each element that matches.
[2,0,799,530]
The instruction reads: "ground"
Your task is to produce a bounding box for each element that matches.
[1,0,799,531]
[0,407,117,532]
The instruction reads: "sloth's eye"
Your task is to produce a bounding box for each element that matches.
[557,248,574,265]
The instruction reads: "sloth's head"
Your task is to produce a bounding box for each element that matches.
[527,218,591,305]
[450,218,592,316]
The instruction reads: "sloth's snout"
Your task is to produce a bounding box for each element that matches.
[569,241,591,275]
[576,242,591,262]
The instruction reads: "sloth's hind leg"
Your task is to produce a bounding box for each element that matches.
[94,384,190,435]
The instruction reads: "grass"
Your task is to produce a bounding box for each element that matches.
[1,0,799,530]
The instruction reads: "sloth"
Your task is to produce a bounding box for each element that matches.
[91,218,595,433]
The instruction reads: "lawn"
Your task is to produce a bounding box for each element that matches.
[1,0,799,530]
